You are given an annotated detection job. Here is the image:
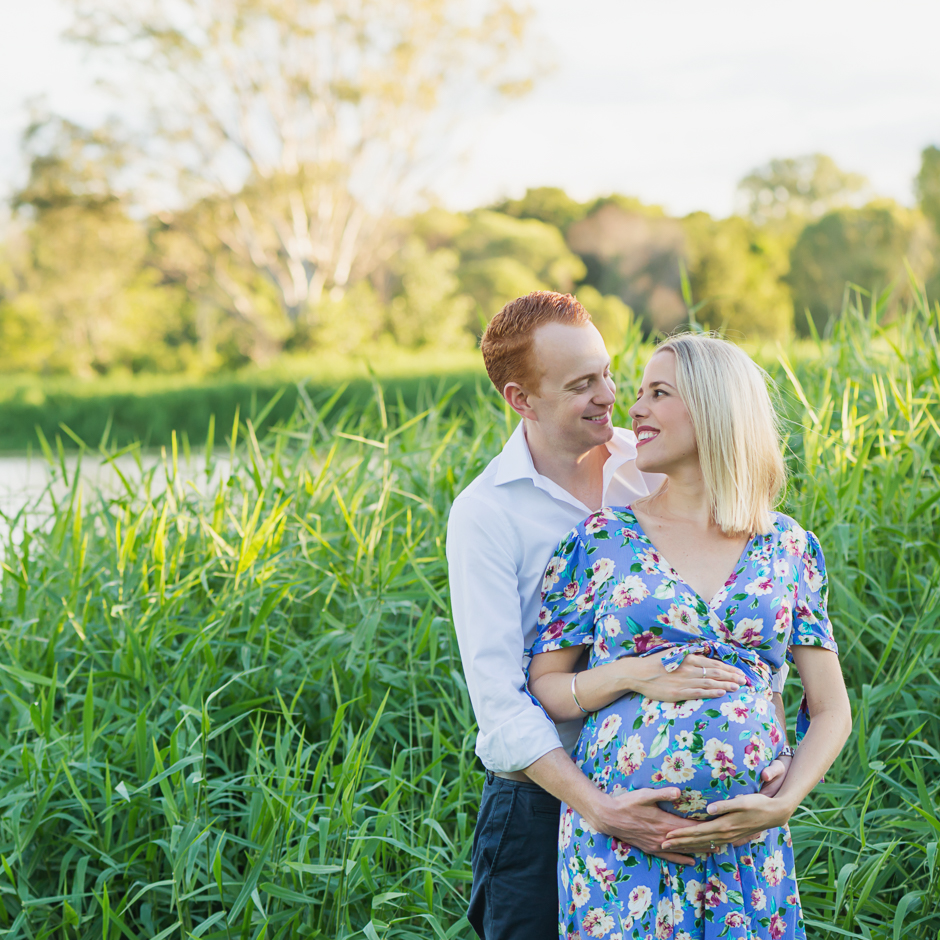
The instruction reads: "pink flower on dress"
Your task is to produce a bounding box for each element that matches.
[751,887,767,910]
[703,874,728,908]
[563,581,579,600]
[633,631,662,654]
[769,911,787,939]
[544,620,566,640]
[724,912,745,928]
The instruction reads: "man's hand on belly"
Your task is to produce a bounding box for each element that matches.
[525,749,702,866]
[587,787,703,867]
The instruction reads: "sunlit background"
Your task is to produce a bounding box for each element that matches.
[0,0,939,443]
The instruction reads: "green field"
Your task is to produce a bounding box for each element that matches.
[0,297,939,939]
[0,349,485,453]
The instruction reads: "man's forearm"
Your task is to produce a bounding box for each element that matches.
[523,747,605,819]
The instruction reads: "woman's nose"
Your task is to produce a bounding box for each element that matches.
[628,397,646,420]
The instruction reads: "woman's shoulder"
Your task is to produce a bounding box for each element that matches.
[766,512,822,553]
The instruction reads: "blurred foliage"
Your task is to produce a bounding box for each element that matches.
[3,132,940,376]
[788,201,936,335]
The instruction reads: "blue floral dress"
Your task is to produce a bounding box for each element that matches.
[530,508,838,940]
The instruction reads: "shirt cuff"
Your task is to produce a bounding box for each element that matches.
[475,707,564,773]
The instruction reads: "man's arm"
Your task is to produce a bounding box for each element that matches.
[446,496,568,772]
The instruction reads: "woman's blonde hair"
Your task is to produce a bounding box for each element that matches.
[646,333,786,537]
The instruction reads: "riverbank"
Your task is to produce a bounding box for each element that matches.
[0,348,486,451]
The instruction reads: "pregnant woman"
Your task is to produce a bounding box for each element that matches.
[528,334,851,940]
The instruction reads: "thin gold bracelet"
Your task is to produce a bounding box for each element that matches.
[571,673,589,715]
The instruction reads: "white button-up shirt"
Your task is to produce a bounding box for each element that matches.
[446,422,662,772]
[446,421,787,774]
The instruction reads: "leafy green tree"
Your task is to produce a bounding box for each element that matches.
[492,187,590,233]
[387,238,473,348]
[788,201,933,335]
[737,154,869,228]
[0,116,189,375]
[682,213,792,340]
[452,210,586,317]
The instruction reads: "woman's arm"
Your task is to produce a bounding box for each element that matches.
[660,646,851,851]
[528,646,747,723]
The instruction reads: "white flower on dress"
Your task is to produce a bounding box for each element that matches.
[762,849,786,886]
[663,699,704,720]
[674,730,694,749]
[610,575,649,607]
[590,557,616,587]
[654,897,675,938]
[596,714,622,748]
[638,548,664,574]
[804,556,823,592]
[611,837,632,860]
[684,879,705,916]
[661,750,696,783]
[781,527,806,556]
[593,634,611,659]
[603,614,622,637]
[751,887,767,910]
[774,558,790,579]
[583,908,615,938]
[674,789,708,813]
[703,874,728,908]
[537,606,552,625]
[559,808,573,850]
[542,555,568,594]
[658,603,700,633]
[616,734,647,775]
[571,873,591,907]
[627,884,652,917]
[745,576,773,596]
[641,698,661,726]
[730,617,764,646]
[704,738,737,778]
[586,855,616,889]
[585,509,615,534]
[719,699,750,724]
[577,591,595,613]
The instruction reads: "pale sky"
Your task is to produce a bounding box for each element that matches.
[2,0,939,218]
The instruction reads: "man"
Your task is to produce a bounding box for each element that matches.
[446,292,790,939]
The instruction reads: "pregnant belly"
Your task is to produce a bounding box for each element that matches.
[573,688,783,818]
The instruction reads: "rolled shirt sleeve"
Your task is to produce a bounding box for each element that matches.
[446,496,568,772]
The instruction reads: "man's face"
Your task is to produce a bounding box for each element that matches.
[524,322,616,453]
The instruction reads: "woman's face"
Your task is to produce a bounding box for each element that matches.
[628,350,698,476]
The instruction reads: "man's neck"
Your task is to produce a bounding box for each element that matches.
[523,421,610,511]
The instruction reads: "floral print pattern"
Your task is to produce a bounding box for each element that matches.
[531,508,837,940]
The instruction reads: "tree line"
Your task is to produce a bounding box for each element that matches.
[0,0,938,377]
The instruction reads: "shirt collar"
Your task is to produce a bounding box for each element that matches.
[494,421,639,491]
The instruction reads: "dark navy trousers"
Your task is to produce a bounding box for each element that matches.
[467,771,561,940]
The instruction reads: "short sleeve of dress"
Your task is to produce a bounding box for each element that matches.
[788,529,838,657]
[530,527,596,655]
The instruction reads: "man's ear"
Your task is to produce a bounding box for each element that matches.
[504,382,536,420]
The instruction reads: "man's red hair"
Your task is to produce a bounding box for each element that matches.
[480,291,591,396]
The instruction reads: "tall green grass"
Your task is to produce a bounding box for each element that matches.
[0,293,939,939]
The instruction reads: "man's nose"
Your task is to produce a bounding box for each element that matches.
[596,379,616,406]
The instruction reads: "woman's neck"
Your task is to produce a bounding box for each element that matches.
[643,468,712,529]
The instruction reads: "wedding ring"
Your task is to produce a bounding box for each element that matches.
[702,666,707,679]
[710,841,716,851]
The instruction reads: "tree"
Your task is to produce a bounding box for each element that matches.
[737,154,869,227]
[682,213,792,340]
[0,115,189,375]
[787,201,934,335]
[65,0,534,360]
[493,187,590,234]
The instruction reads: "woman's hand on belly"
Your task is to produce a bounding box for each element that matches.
[660,792,794,853]
[622,651,745,702]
